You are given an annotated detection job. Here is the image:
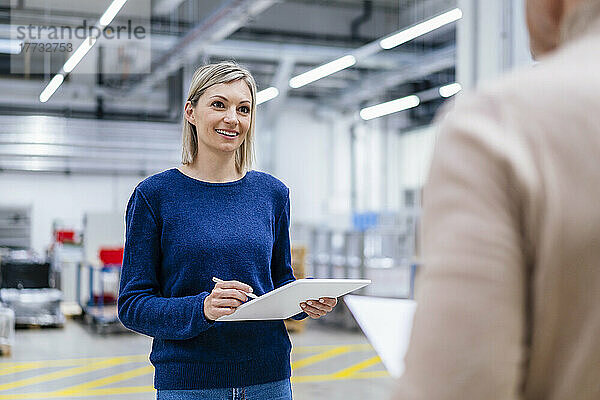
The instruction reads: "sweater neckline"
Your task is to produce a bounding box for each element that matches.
[173,168,252,187]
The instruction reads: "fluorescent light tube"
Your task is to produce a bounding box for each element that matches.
[439,83,462,98]
[289,55,356,88]
[257,87,279,105]
[99,0,129,27]
[379,8,462,50]
[39,74,65,103]
[0,39,23,54]
[63,36,97,73]
[39,0,128,103]
[360,95,420,120]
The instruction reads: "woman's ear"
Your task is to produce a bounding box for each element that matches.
[184,101,196,125]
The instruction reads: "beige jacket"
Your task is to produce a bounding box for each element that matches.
[394,4,600,400]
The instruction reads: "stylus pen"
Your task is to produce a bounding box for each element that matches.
[212,277,258,299]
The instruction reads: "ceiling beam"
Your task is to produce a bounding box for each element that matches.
[262,57,294,124]
[127,0,278,94]
[258,56,295,172]
[202,39,418,70]
[153,0,187,15]
[336,45,455,109]
[0,158,172,175]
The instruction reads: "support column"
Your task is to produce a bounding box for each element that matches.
[260,57,295,174]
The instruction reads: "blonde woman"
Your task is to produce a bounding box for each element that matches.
[118,61,337,400]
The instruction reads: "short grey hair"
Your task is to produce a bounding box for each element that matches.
[181,61,257,174]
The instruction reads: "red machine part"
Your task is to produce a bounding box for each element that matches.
[54,230,75,243]
[98,247,124,266]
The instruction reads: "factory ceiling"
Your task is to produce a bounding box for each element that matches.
[0,0,457,174]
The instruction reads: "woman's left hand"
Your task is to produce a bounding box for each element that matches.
[300,297,338,319]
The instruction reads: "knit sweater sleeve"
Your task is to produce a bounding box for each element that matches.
[271,190,308,321]
[118,188,214,340]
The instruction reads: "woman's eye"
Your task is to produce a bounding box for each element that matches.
[211,101,224,108]
[239,106,250,114]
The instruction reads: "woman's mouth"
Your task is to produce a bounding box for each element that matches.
[215,129,239,138]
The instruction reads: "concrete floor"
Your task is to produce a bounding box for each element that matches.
[0,318,395,400]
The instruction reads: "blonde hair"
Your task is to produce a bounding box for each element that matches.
[182,61,257,173]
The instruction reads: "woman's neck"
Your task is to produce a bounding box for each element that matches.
[181,153,242,183]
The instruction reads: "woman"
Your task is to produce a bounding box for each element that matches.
[118,61,337,400]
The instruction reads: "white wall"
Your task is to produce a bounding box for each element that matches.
[0,173,142,255]
[354,120,384,211]
[396,126,437,190]
[262,99,347,225]
[261,98,417,225]
[264,99,437,220]
[353,119,437,211]
[328,114,353,219]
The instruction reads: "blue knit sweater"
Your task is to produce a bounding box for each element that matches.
[118,168,305,389]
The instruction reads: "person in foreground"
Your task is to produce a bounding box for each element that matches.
[394,0,600,399]
[118,61,337,400]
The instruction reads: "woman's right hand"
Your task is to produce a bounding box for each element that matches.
[203,280,254,321]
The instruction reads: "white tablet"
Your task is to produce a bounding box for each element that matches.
[217,278,371,321]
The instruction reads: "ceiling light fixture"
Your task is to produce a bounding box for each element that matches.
[39,0,129,103]
[99,0,129,27]
[289,55,356,89]
[0,39,23,54]
[256,87,279,105]
[63,36,97,73]
[359,95,420,120]
[286,8,461,90]
[379,8,463,50]
[439,82,462,98]
[39,74,65,103]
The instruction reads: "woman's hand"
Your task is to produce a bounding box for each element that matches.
[300,297,338,319]
[204,280,253,321]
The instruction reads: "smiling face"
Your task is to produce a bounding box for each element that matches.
[185,79,252,157]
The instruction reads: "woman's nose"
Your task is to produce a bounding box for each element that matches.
[223,108,238,125]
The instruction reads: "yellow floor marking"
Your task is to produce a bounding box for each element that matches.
[0,391,70,399]
[291,343,372,354]
[56,365,153,394]
[63,385,155,396]
[0,363,49,376]
[0,345,387,398]
[291,345,353,370]
[0,370,390,398]
[0,359,113,376]
[292,369,389,383]
[351,370,390,379]
[332,356,382,378]
[0,355,147,371]
[0,372,389,399]
[0,388,152,400]
[0,345,371,368]
[292,373,343,383]
[0,390,151,399]
[0,359,66,368]
[0,356,143,392]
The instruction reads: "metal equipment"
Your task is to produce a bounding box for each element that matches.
[0,249,65,327]
[0,305,15,356]
[0,288,64,327]
[291,210,420,329]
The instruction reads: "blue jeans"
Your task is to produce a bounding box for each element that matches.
[156,379,292,400]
